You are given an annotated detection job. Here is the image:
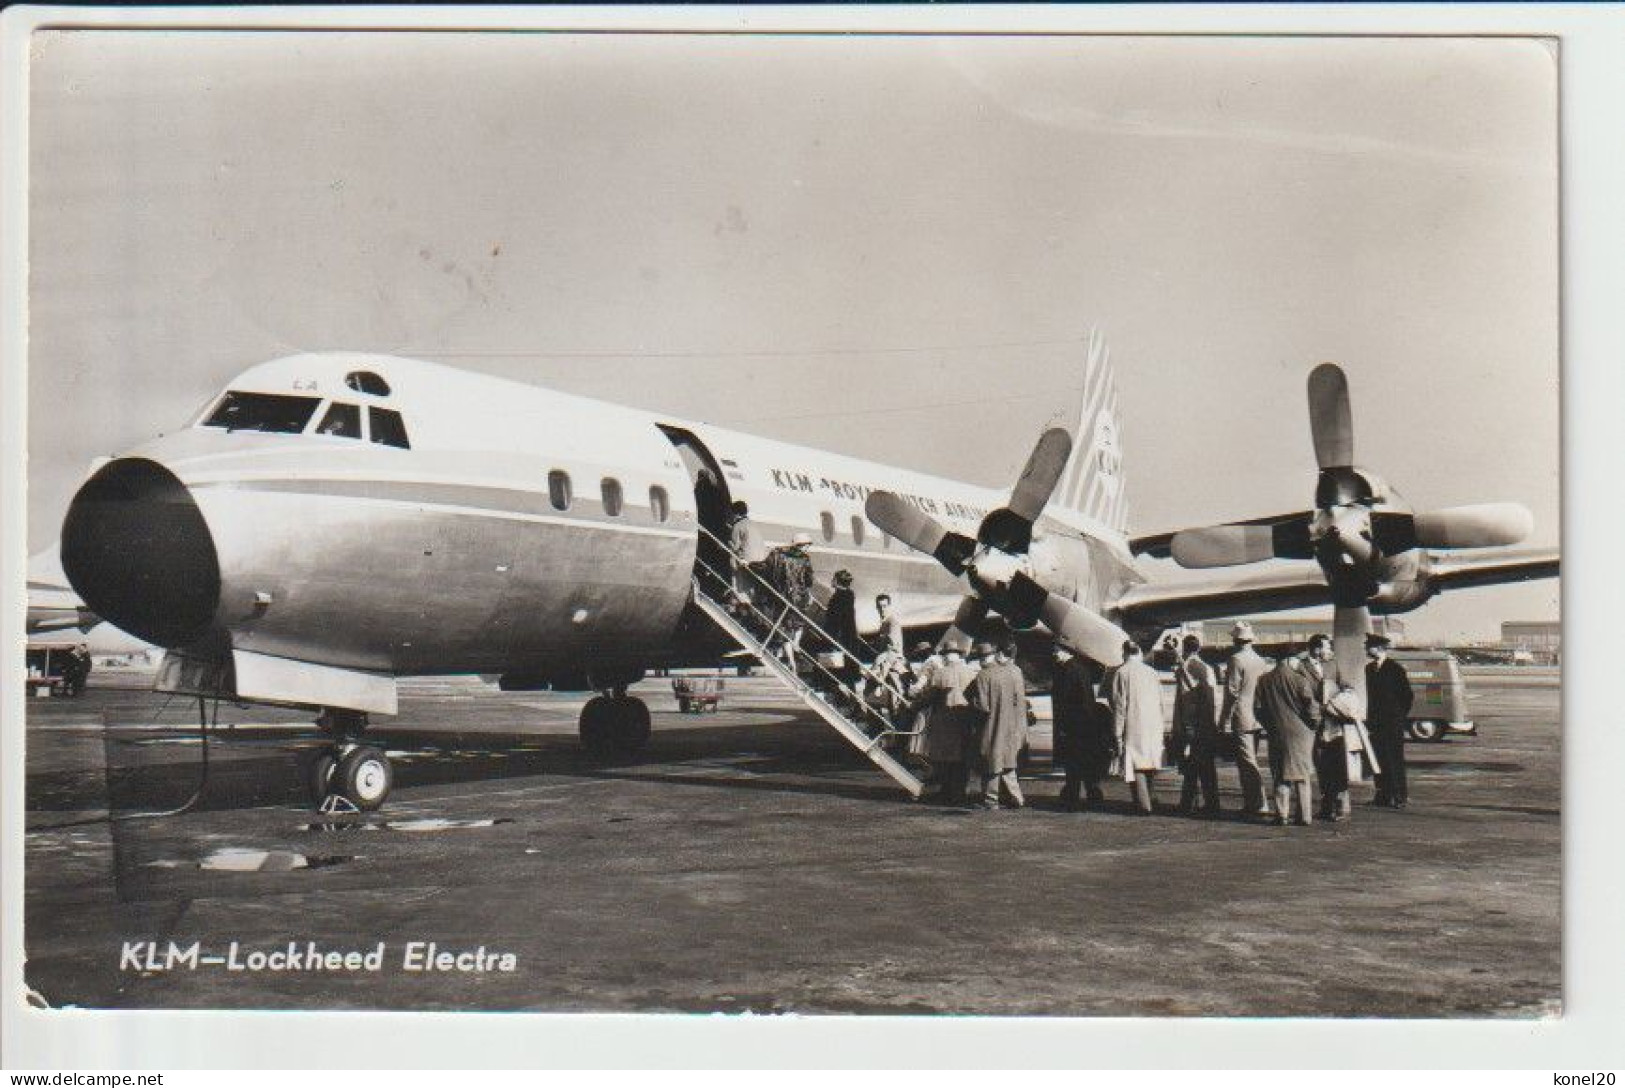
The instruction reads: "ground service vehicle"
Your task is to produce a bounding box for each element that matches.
[1390,649,1475,741]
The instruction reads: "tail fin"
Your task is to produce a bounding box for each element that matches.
[1053,328,1128,535]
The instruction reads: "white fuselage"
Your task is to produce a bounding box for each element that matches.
[62,352,1144,697]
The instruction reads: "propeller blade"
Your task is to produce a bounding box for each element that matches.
[1007,427,1074,523]
[1170,525,1280,568]
[866,491,977,575]
[938,595,990,652]
[1168,514,1315,568]
[1332,604,1371,706]
[1411,503,1532,550]
[976,427,1075,554]
[1037,592,1133,668]
[1308,363,1355,470]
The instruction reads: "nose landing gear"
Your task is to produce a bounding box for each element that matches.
[579,689,652,759]
[307,709,394,812]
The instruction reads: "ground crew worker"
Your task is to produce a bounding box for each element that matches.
[1221,621,1273,819]
[64,643,92,697]
[911,642,980,804]
[1255,637,1327,825]
[1052,644,1108,811]
[1110,640,1164,815]
[967,639,1029,810]
[1173,634,1222,816]
[1365,633,1414,808]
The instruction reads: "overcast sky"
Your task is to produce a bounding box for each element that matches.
[26,30,1559,640]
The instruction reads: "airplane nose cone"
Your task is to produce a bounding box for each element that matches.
[61,458,220,648]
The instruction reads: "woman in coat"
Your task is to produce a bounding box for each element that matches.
[1109,640,1165,814]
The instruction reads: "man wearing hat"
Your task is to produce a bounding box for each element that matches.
[1052,643,1110,811]
[1172,633,1222,817]
[966,638,1030,810]
[1220,621,1274,819]
[1365,632,1414,808]
[909,640,980,804]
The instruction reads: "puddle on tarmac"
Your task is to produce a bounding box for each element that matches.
[299,817,514,833]
[147,848,354,872]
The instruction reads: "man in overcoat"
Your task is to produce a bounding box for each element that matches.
[1052,645,1109,811]
[1221,621,1273,819]
[967,639,1030,810]
[910,642,981,804]
[1110,640,1165,815]
[1365,633,1414,808]
[1173,634,1222,816]
[1254,640,1325,825]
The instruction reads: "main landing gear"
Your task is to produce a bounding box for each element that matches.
[579,689,651,760]
[307,708,394,813]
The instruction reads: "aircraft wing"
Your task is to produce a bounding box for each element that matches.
[1113,546,1559,631]
[1111,564,1334,630]
[1421,547,1560,593]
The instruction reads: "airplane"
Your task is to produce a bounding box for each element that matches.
[26,546,100,637]
[55,330,1558,811]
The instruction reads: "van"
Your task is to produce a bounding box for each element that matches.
[1389,649,1474,741]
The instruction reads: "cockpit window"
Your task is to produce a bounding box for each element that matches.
[203,391,321,434]
[345,371,391,396]
[315,402,362,438]
[368,406,410,449]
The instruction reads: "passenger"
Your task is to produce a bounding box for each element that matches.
[1110,640,1163,815]
[728,501,768,611]
[821,569,862,688]
[1173,634,1222,817]
[910,641,980,804]
[1365,633,1414,809]
[1255,636,1327,826]
[903,641,944,755]
[764,532,815,669]
[967,638,1030,811]
[1220,621,1274,820]
[1307,635,1361,823]
[866,593,908,706]
[1051,644,1108,812]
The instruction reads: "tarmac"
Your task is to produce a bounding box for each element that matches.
[21,665,1560,1017]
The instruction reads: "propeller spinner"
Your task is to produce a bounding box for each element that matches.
[866,428,1132,666]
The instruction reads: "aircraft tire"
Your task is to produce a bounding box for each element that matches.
[307,749,339,807]
[580,696,651,759]
[337,745,393,811]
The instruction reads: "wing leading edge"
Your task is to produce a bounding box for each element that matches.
[1112,547,1559,633]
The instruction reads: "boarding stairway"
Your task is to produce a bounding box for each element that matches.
[690,528,925,798]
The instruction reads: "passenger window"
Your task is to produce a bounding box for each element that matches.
[850,515,866,547]
[368,406,410,449]
[203,391,321,434]
[820,511,836,543]
[649,485,670,523]
[315,402,362,438]
[601,478,624,517]
[548,470,572,512]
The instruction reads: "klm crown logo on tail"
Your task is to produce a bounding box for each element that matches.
[1055,328,1128,535]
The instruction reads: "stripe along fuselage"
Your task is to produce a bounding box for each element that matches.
[61,352,1144,705]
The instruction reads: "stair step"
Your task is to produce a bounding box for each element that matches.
[691,589,924,798]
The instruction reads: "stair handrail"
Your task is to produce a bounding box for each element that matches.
[693,526,917,742]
